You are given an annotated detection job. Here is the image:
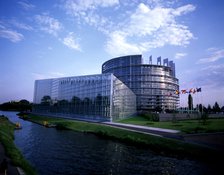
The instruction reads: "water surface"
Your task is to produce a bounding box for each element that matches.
[1,111,213,175]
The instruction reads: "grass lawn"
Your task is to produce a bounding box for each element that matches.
[22,114,223,163]
[118,116,224,134]
[0,116,36,175]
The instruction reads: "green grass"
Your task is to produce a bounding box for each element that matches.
[118,116,224,134]
[0,116,36,175]
[24,114,223,163]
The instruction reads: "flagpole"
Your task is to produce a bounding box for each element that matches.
[201,88,203,115]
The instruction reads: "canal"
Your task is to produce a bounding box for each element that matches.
[1,111,212,175]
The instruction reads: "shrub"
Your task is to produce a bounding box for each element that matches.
[139,113,159,122]
[201,113,209,125]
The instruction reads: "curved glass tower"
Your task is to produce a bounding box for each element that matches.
[102,55,179,112]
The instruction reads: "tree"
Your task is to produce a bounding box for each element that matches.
[95,94,102,105]
[197,104,207,113]
[207,104,212,113]
[213,102,221,113]
[41,96,51,105]
[188,94,193,110]
[198,104,203,113]
[19,99,30,105]
[58,99,69,106]
[19,99,31,112]
[0,100,32,111]
[71,96,81,104]
[221,106,224,113]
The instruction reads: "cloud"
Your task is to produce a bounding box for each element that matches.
[32,72,65,80]
[106,31,148,55]
[62,32,81,51]
[62,0,117,34]
[64,0,119,16]
[172,4,196,16]
[106,3,195,56]
[10,20,33,31]
[175,52,187,59]
[0,29,24,42]
[106,32,138,55]
[196,64,224,87]
[61,1,195,56]
[197,48,224,64]
[18,1,35,10]
[35,14,63,36]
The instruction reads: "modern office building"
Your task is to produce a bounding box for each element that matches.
[102,55,179,112]
[33,73,136,121]
[33,54,179,121]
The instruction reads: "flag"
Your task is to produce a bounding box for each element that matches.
[196,87,202,92]
[181,90,187,94]
[189,88,194,93]
[175,90,180,95]
[193,89,197,94]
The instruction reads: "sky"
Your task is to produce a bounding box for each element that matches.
[0,0,224,107]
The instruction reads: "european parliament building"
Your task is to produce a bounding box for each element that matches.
[102,55,179,112]
[33,55,179,121]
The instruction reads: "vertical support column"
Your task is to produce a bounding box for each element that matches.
[157,56,161,65]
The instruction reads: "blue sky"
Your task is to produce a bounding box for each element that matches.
[0,0,224,107]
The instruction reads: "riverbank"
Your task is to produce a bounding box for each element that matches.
[0,115,36,175]
[21,114,223,168]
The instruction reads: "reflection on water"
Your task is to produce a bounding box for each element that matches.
[1,111,212,175]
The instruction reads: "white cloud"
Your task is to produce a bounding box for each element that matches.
[35,14,63,36]
[197,48,224,64]
[197,64,224,87]
[64,0,119,16]
[0,29,24,42]
[62,32,81,51]
[63,0,116,34]
[175,52,187,59]
[106,3,195,56]
[106,31,146,56]
[172,4,196,16]
[32,72,65,80]
[18,1,35,10]
[61,1,195,56]
[10,20,33,31]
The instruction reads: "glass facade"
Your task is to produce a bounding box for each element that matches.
[33,73,136,121]
[102,55,179,112]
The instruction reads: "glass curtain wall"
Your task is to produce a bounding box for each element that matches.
[33,74,136,121]
[102,55,179,112]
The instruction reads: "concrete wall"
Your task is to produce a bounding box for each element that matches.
[159,113,224,121]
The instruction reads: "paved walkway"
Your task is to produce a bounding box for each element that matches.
[102,122,182,139]
[183,132,224,152]
[103,122,224,152]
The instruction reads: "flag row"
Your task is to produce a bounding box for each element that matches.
[175,87,202,95]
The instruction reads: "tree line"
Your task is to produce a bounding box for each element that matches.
[0,100,32,112]
[188,94,224,114]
